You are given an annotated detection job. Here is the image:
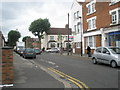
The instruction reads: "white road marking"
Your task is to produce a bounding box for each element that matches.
[48,61,56,65]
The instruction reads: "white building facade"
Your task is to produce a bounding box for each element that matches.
[70,0,84,54]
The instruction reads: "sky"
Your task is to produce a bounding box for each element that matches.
[1,0,84,41]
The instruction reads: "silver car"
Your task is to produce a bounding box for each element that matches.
[92,46,120,68]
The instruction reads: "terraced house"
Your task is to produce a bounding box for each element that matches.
[71,0,120,54]
[41,24,72,50]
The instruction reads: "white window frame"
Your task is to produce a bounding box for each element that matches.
[109,8,120,25]
[86,0,96,15]
[86,36,95,49]
[50,36,54,40]
[76,42,80,48]
[109,0,120,5]
[87,16,97,31]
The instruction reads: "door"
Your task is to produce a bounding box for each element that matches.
[101,48,111,64]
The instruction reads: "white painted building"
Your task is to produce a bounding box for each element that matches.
[70,0,83,54]
[41,25,73,50]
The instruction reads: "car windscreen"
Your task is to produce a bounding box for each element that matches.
[109,47,120,54]
[26,49,34,53]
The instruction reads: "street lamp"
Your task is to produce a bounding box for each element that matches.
[79,16,82,56]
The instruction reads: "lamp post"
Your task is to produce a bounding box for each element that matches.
[79,16,82,56]
[67,13,70,55]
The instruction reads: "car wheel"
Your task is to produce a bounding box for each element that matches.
[92,58,97,64]
[111,61,117,68]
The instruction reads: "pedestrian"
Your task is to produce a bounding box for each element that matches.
[87,46,91,57]
[69,48,72,55]
[42,47,45,52]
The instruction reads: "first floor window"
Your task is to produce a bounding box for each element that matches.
[50,36,54,40]
[112,11,117,24]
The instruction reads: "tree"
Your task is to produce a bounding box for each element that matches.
[22,36,31,48]
[22,36,31,42]
[29,18,51,49]
[8,30,21,46]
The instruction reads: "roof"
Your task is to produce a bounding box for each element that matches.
[46,28,72,35]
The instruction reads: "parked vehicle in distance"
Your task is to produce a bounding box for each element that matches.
[92,46,120,68]
[34,48,42,55]
[15,42,25,53]
[19,48,25,56]
[46,48,59,53]
[22,48,36,59]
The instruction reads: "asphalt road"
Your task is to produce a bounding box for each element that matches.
[34,52,120,89]
[11,52,120,90]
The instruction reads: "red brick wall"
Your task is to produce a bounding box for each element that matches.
[1,47,14,85]
[82,2,110,31]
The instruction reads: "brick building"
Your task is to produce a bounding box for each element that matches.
[82,0,120,54]
[0,31,5,48]
[26,38,40,48]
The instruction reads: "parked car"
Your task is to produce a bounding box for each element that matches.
[22,48,36,59]
[34,48,42,55]
[19,48,25,56]
[92,46,120,68]
[46,48,59,53]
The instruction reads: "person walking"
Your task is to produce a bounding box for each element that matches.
[87,46,91,57]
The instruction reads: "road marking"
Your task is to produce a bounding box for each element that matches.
[48,61,56,65]
[48,67,89,90]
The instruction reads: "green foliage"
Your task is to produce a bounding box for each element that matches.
[22,36,31,42]
[29,18,50,48]
[29,18,50,38]
[8,30,21,46]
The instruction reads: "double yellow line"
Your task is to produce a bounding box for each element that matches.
[48,67,89,90]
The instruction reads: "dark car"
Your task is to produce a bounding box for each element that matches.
[34,48,42,55]
[19,48,25,56]
[22,48,36,59]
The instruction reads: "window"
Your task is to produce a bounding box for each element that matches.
[87,5,91,14]
[110,8,120,25]
[112,11,117,24]
[77,23,80,33]
[86,36,95,48]
[119,10,120,21]
[88,20,91,29]
[92,3,95,12]
[86,1,96,15]
[50,36,54,40]
[87,16,96,30]
[96,48,102,53]
[74,25,77,34]
[77,11,79,19]
[102,48,110,54]
[76,42,80,48]
[110,0,120,5]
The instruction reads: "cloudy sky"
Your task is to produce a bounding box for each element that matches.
[1,0,85,41]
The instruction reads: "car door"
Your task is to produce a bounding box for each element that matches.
[101,48,111,64]
[95,47,103,63]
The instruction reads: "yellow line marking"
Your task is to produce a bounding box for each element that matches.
[49,67,89,89]
[48,68,84,90]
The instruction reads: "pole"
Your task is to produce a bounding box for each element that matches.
[67,13,69,55]
[79,17,82,56]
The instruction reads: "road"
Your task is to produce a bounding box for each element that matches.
[13,52,120,89]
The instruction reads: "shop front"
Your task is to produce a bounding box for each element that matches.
[108,31,120,47]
